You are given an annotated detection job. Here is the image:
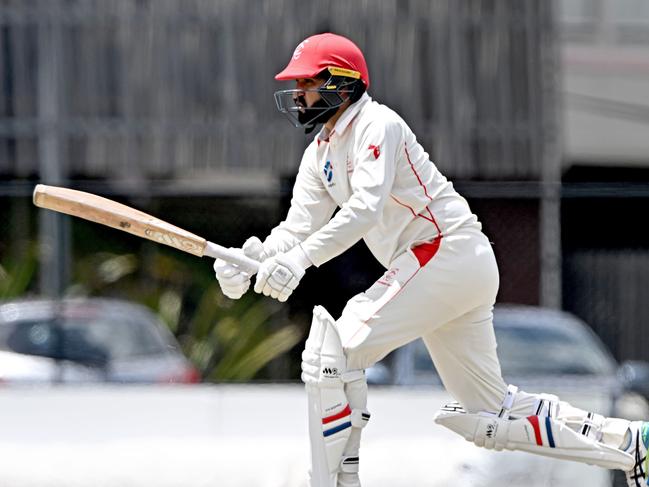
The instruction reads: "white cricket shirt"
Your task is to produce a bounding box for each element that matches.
[264,93,481,269]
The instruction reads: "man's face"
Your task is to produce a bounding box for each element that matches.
[294,78,325,110]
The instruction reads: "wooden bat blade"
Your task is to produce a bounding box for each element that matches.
[33,184,261,274]
[33,184,207,257]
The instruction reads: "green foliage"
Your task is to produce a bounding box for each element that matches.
[0,243,38,299]
[69,248,303,381]
[184,283,302,381]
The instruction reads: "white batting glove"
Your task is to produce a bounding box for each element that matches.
[241,236,267,262]
[254,245,312,302]
[213,236,267,300]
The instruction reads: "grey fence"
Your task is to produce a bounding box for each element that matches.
[0,0,558,190]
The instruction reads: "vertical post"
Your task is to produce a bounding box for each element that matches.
[37,5,69,298]
[540,183,562,309]
[539,0,562,309]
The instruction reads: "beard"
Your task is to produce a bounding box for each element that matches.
[296,96,338,134]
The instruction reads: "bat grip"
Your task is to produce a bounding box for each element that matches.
[204,241,260,275]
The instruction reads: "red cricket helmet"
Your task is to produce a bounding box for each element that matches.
[275,33,370,88]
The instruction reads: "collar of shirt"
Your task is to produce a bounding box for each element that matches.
[318,92,371,142]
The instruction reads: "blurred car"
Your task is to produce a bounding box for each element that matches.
[0,297,200,384]
[368,305,649,405]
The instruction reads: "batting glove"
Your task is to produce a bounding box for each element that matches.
[214,236,267,300]
[254,244,312,302]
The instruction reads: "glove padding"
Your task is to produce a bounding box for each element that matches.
[254,245,312,302]
[214,236,266,300]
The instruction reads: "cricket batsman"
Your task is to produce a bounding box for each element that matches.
[214,33,649,487]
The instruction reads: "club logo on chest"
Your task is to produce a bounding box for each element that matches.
[323,160,335,187]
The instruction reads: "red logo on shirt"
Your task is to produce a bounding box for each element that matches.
[368,144,380,159]
[377,267,399,286]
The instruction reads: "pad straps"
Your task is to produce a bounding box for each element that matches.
[497,384,519,419]
[339,370,370,476]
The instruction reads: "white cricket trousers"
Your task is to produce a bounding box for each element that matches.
[334,226,629,449]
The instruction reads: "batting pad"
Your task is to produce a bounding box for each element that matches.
[301,306,351,487]
[434,405,634,471]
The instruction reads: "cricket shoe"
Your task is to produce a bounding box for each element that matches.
[623,421,649,486]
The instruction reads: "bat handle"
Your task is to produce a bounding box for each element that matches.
[204,241,260,275]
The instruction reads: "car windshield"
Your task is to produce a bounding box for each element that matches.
[0,316,169,362]
[412,313,616,378]
[493,321,615,376]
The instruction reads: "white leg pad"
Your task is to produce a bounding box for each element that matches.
[301,306,369,487]
[434,403,634,471]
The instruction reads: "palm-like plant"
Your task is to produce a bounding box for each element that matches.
[184,283,302,381]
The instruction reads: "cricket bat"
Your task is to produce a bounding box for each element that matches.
[33,184,260,274]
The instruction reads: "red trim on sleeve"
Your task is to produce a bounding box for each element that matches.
[390,195,437,225]
[404,145,442,235]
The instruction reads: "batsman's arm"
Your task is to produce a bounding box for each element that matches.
[263,142,336,257]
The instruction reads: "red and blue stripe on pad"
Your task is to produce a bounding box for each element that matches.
[527,415,556,448]
[323,404,352,437]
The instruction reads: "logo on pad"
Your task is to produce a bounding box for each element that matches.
[322,367,340,378]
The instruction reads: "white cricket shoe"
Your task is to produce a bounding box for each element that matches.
[623,421,649,487]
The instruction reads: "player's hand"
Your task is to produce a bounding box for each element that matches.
[254,245,312,302]
[213,236,266,299]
